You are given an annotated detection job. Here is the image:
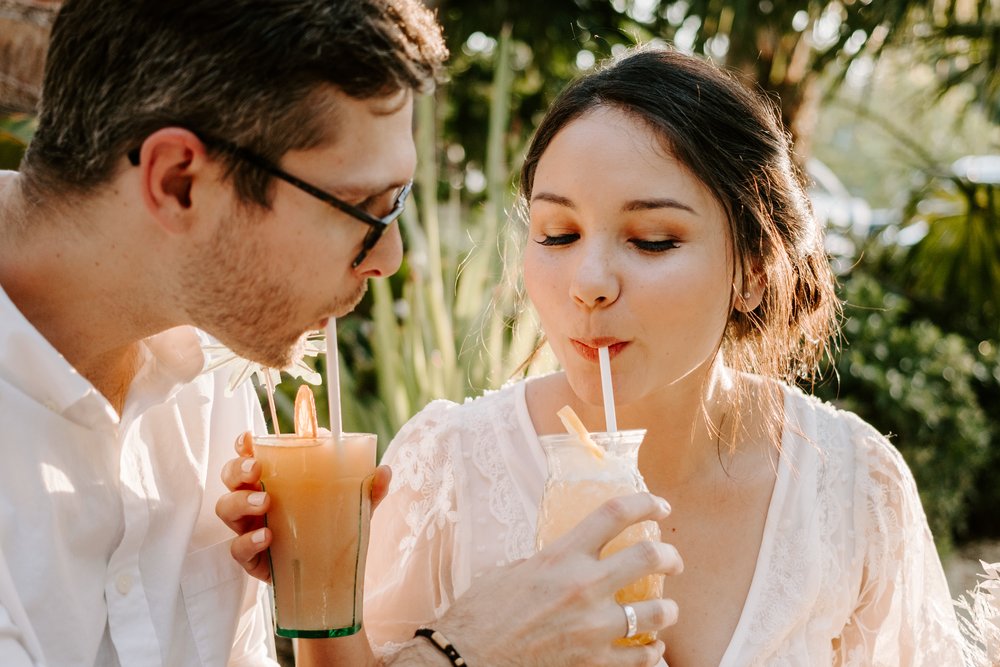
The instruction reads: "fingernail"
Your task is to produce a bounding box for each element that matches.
[658,498,671,514]
[251,528,266,544]
[241,458,255,474]
[666,599,680,623]
[248,491,266,506]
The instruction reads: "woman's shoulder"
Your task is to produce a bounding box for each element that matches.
[402,380,526,430]
[384,381,529,459]
[780,383,914,489]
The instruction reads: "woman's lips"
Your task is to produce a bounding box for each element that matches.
[570,339,629,362]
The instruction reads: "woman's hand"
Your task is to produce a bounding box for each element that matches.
[215,431,392,582]
[430,492,682,667]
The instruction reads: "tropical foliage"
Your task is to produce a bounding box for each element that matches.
[812,270,997,552]
[434,0,999,157]
[0,114,33,168]
[0,1,997,549]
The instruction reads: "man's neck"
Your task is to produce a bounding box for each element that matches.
[0,173,175,415]
[79,343,146,416]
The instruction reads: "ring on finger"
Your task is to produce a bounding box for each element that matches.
[622,603,638,639]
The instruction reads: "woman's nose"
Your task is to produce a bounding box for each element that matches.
[570,245,620,309]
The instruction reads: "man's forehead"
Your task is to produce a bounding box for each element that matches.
[286,88,416,196]
[314,85,412,132]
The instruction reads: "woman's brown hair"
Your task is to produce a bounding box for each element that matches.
[518,46,840,446]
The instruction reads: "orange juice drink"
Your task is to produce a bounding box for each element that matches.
[536,430,663,646]
[255,432,376,638]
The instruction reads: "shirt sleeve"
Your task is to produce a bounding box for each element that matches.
[834,425,965,666]
[227,578,278,667]
[0,551,44,667]
[364,400,461,651]
[227,383,278,665]
[0,614,41,667]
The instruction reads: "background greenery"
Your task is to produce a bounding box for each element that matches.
[2,1,997,555]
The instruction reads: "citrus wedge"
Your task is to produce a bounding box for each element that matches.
[556,405,605,460]
[294,384,319,438]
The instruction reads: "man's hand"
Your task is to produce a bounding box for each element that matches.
[215,431,392,582]
[425,492,682,667]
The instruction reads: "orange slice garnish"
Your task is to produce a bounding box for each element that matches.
[556,405,604,460]
[294,385,318,438]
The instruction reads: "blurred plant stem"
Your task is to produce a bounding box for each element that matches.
[278,26,553,454]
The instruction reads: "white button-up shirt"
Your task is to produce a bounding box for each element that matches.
[0,284,277,666]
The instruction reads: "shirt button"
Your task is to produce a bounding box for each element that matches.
[115,573,133,595]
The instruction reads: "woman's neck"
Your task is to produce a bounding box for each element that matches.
[621,358,740,488]
[525,358,745,489]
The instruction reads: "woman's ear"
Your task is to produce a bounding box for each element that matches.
[734,271,766,313]
[133,127,212,234]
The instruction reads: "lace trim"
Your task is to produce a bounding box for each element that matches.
[467,387,536,564]
[744,395,841,663]
[386,401,460,560]
[743,392,963,664]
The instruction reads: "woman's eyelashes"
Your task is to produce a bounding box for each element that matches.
[536,233,579,246]
[533,233,680,252]
[631,238,679,252]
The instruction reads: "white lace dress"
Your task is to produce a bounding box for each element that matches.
[363,379,966,665]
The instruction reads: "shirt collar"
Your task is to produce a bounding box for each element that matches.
[0,283,206,427]
[0,282,99,416]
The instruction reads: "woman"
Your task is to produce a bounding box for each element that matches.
[223,46,965,665]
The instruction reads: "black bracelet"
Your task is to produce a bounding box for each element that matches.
[414,627,467,666]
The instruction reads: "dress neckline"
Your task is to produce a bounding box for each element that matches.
[509,377,797,665]
[717,382,794,666]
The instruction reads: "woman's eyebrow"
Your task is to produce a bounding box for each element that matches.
[622,197,696,214]
[531,192,697,215]
[531,192,576,209]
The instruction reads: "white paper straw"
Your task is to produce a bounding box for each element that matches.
[598,346,617,433]
[263,370,281,435]
[325,318,343,436]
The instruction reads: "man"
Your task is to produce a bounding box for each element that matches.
[0,1,679,665]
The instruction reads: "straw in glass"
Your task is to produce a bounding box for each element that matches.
[325,318,343,436]
[263,371,281,435]
[598,346,617,433]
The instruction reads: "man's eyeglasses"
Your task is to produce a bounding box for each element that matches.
[128,138,412,268]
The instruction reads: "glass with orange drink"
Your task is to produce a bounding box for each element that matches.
[254,386,376,638]
[535,409,663,646]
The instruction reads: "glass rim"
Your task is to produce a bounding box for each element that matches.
[537,429,647,445]
[253,432,376,446]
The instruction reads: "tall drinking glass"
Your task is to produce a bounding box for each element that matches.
[254,432,376,638]
[536,429,663,646]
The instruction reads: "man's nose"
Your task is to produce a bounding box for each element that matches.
[356,221,403,278]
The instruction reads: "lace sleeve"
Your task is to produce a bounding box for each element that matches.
[954,561,1000,666]
[835,422,965,666]
[364,400,461,651]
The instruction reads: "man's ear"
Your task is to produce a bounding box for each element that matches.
[133,128,213,234]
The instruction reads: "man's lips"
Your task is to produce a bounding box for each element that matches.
[570,338,629,362]
[305,317,330,333]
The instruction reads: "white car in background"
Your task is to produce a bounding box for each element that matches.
[806,158,873,272]
[808,157,874,237]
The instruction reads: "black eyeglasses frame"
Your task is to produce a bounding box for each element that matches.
[128,137,412,267]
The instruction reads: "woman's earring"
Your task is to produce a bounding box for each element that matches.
[742,291,751,299]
